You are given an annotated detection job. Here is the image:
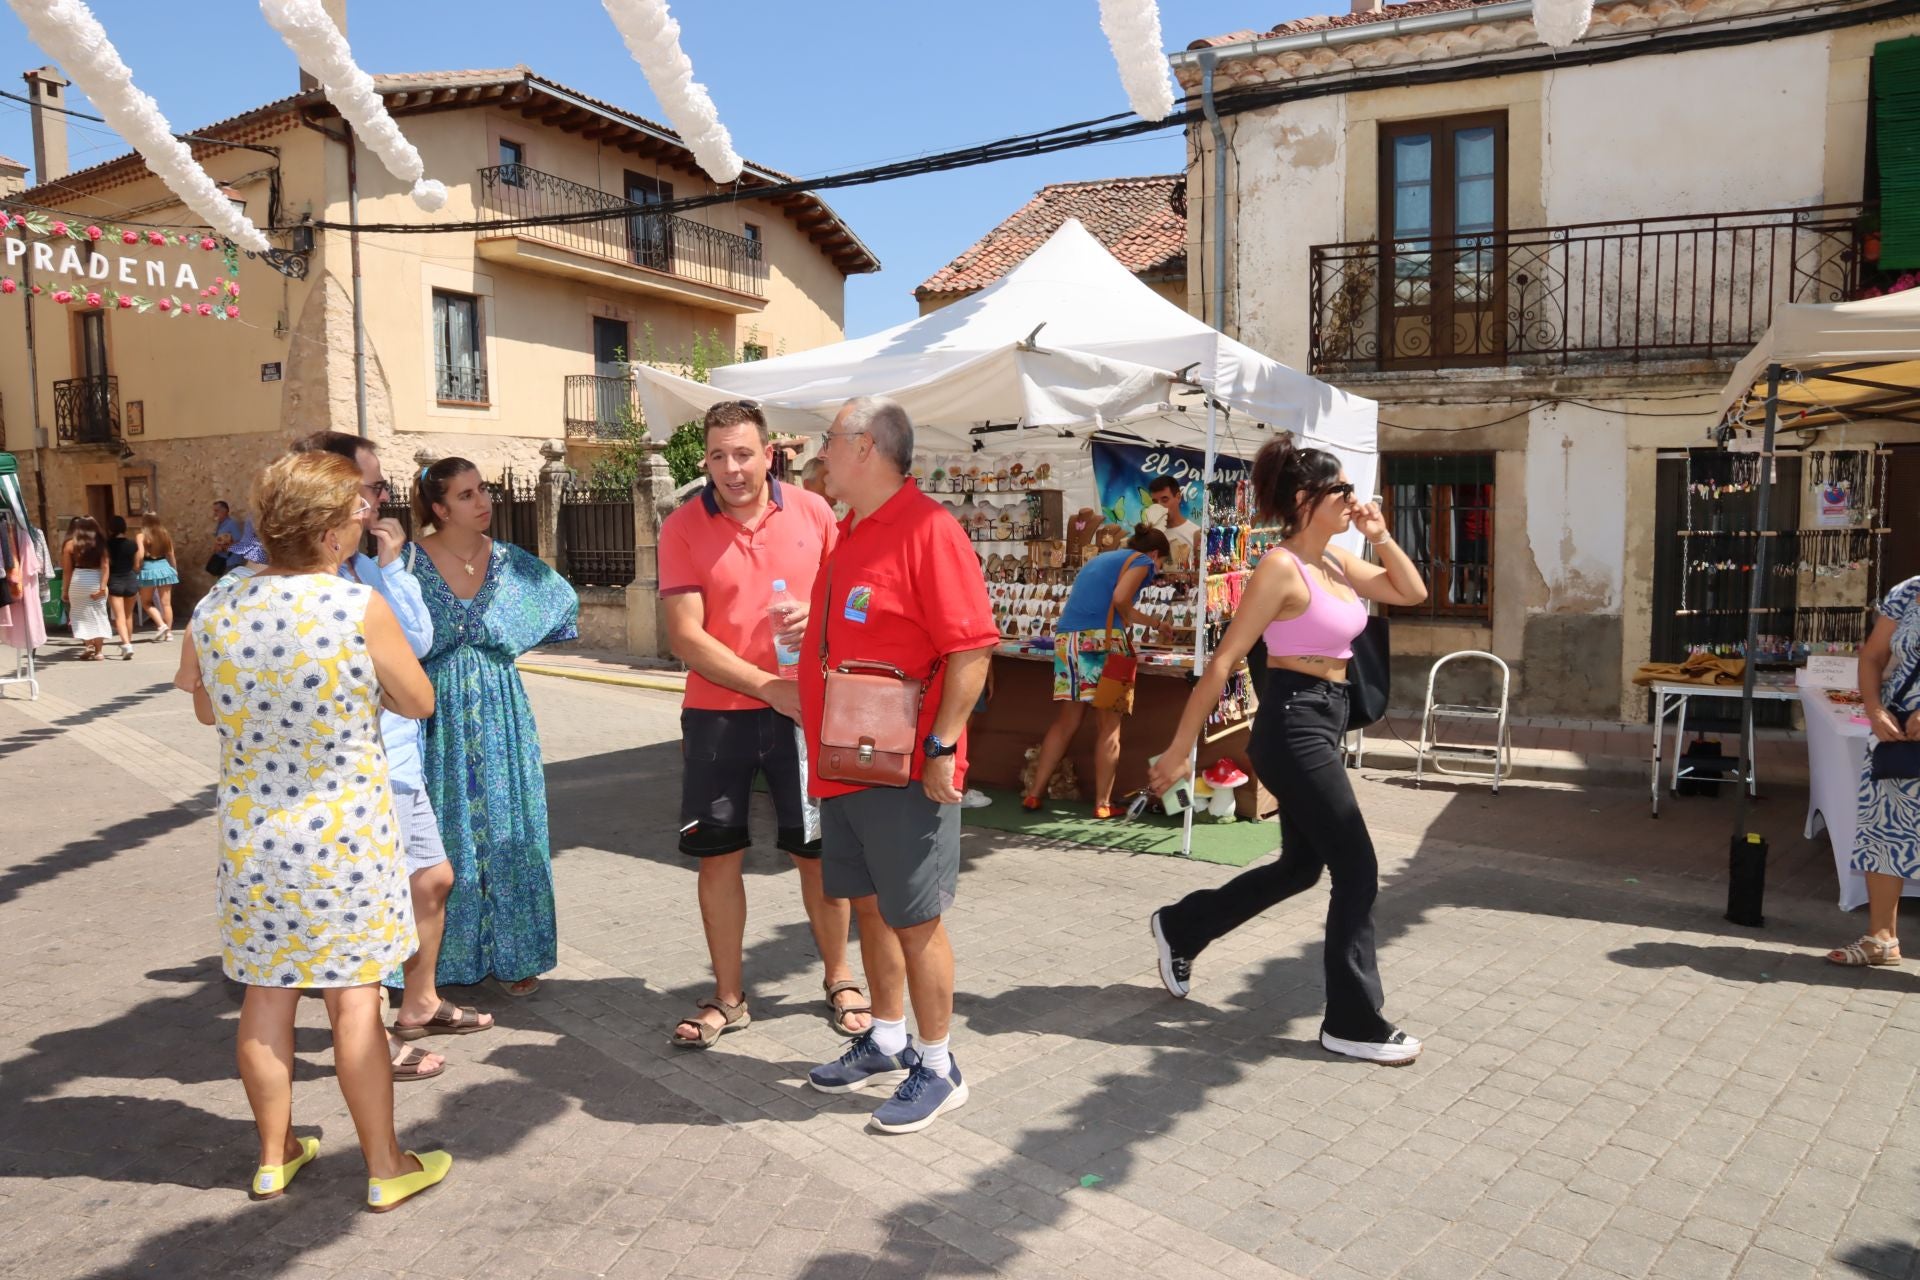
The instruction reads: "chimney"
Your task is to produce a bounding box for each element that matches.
[298,0,349,93]
[23,66,68,185]
[1351,0,1386,12]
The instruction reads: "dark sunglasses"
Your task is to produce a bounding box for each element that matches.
[1317,482,1356,501]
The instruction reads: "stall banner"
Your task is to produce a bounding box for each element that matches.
[1091,440,1250,528]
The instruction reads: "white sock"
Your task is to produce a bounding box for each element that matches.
[916,1035,952,1077]
[869,1016,908,1056]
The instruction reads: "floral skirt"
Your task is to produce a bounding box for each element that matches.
[1052,629,1128,703]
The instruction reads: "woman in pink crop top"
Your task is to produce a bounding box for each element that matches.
[1144,436,1430,1066]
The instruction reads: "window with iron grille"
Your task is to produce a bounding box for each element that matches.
[1380,452,1493,620]
[432,290,488,404]
[741,342,768,362]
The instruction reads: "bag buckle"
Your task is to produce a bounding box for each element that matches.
[857,740,875,766]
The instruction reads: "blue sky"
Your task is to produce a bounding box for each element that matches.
[0,1,1313,335]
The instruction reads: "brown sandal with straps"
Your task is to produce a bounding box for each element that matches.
[670,996,751,1049]
[824,980,872,1037]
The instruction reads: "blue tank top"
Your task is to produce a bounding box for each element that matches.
[1057,548,1157,632]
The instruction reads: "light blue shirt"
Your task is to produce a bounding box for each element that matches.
[216,516,247,568]
[343,550,433,793]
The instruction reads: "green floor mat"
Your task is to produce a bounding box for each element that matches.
[961,790,1273,867]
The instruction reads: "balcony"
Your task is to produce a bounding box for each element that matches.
[1308,204,1867,376]
[475,164,767,312]
[564,373,638,440]
[54,375,120,446]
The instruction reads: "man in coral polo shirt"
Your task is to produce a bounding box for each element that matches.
[660,400,870,1050]
[799,396,998,1134]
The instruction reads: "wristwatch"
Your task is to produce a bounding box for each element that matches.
[923,733,958,759]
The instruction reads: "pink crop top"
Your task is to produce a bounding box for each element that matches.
[1262,547,1368,660]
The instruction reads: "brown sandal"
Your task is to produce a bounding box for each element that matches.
[390,1040,445,1082]
[824,980,872,1037]
[392,1000,494,1041]
[670,996,750,1049]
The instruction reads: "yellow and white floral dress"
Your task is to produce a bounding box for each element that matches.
[193,571,415,987]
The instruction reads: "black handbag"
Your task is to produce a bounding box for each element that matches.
[203,552,228,576]
[1869,660,1920,781]
[1345,613,1390,732]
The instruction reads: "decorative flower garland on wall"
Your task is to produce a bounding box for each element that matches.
[1099,0,1175,123]
[259,0,447,212]
[5,0,273,252]
[0,211,242,318]
[600,0,744,184]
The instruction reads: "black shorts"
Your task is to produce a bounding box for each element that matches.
[679,707,820,858]
[107,575,140,599]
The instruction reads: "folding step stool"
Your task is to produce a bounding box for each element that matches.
[1415,650,1513,793]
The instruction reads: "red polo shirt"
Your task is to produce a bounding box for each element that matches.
[799,479,1000,799]
[658,478,838,712]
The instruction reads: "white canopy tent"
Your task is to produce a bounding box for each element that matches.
[632,218,1378,502]
[1715,289,1920,925]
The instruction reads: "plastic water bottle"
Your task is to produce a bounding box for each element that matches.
[769,579,801,679]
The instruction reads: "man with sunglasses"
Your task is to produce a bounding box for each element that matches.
[288,430,490,1080]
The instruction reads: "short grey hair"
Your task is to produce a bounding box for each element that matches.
[838,396,913,475]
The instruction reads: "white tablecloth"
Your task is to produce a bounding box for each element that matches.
[1800,684,1920,911]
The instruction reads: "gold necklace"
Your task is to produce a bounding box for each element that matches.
[447,535,489,577]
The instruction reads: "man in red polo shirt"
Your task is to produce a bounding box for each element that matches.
[800,396,998,1134]
[660,400,870,1050]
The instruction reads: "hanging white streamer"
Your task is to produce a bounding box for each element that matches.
[1532,0,1595,47]
[5,0,271,252]
[259,0,446,211]
[1099,0,1175,123]
[600,0,743,184]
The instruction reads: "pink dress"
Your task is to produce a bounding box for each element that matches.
[0,523,47,651]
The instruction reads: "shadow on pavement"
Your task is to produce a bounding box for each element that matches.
[0,782,217,907]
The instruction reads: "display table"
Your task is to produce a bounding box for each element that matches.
[1648,679,1800,817]
[1799,684,1920,911]
[967,646,1276,820]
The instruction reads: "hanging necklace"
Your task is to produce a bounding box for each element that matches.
[446,534,490,578]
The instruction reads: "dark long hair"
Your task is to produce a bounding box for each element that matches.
[412,457,479,533]
[1125,524,1171,557]
[1250,435,1343,531]
[70,517,105,569]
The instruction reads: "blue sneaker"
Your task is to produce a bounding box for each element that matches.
[868,1048,969,1134]
[807,1031,909,1094]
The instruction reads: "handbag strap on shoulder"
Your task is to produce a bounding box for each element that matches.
[1104,552,1147,646]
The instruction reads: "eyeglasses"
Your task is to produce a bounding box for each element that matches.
[367,479,393,499]
[823,429,869,445]
[352,499,374,518]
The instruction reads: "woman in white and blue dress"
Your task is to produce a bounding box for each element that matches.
[1830,575,1920,967]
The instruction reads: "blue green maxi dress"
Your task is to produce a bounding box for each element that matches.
[410,540,578,986]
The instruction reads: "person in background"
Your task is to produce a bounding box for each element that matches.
[174,451,453,1212]
[801,456,831,502]
[407,457,579,997]
[212,500,245,573]
[800,396,999,1134]
[1146,436,1430,1066]
[1021,526,1175,818]
[289,431,491,1081]
[104,514,141,658]
[1146,475,1200,575]
[659,400,868,1049]
[65,517,110,660]
[135,512,179,642]
[1827,574,1920,969]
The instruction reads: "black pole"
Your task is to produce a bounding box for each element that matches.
[1726,362,1782,927]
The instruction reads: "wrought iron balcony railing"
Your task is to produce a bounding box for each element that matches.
[564,373,640,440]
[1308,203,1868,375]
[435,362,489,405]
[54,375,120,446]
[478,164,768,299]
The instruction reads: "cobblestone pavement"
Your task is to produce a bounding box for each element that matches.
[3,636,1918,1280]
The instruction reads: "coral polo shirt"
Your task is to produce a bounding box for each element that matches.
[658,478,838,712]
[799,479,1000,799]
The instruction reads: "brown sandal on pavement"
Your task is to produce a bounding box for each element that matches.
[392,1000,494,1041]
[824,980,872,1037]
[1827,935,1902,966]
[670,996,750,1050]
[390,1040,445,1083]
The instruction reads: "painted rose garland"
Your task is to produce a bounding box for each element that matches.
[1,211,242,318]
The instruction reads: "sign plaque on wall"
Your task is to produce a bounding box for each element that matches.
[260,362,282,383]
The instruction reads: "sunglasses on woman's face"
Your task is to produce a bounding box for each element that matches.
[1319,483,1356,501]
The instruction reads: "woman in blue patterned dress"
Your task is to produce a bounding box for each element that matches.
[1830,575,1920,967]
[407,458,578,995]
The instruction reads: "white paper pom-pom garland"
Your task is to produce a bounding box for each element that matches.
[1099,0,1176,123]
[6,0,272,252]
[1532,0,1595,47]
[259,0,445,212]
[600,0,744,185]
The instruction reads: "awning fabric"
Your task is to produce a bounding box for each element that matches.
[1719,290,1920,430]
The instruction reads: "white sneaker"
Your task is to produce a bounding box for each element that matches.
[961,789,992,809]
[1320,1028,1421,1066]
[119,643,134,661]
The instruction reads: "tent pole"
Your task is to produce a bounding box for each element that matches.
[1727,361,1780,925]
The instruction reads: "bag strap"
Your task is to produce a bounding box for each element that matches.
[1104,552,1147,643]
[818,560,834,676]
[815,556,945,685]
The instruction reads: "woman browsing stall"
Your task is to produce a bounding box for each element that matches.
[1022,525,1175,819]
[1144,438,1430,1065]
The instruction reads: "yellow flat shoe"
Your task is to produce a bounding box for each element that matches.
[365,1149,452,1213]
[250,1135,319,1201]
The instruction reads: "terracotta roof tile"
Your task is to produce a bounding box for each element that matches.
[915,175,1185,298]
[0,154,26,170]
[1187,0,1512,47]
